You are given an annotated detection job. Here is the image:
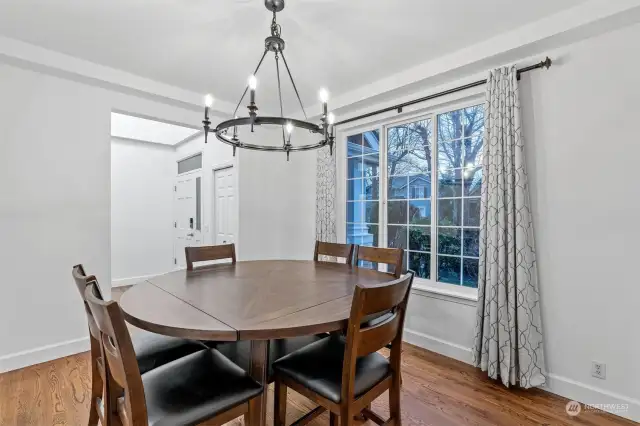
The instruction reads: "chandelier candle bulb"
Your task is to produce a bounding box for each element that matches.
[319,88,329,116]
[233,116,238,141]
[248,75,257,104]
[327,112,335,135]
[204,94,214,117]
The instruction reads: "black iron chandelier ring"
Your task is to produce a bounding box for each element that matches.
[201,0,335,160]
[214,116,326,154]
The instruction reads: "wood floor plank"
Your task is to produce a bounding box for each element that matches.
[0,343,635,426]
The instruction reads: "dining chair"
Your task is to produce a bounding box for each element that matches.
[313,241,356,264]
[272,271,414,426]
[72,265,204,426]
[354,246,404,278]
[185,243,236,271]
[84,282,263,426]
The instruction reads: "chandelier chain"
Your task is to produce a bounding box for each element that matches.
[270,10,281,38]
[274,51,286,146]
[280,51,308,120]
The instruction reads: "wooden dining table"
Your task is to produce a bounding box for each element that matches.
[119,259,394,426]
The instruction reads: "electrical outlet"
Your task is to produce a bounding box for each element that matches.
[592,361,606,379]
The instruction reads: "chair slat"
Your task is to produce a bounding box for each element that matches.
[355,246,404,278]
[356,312,401,357]
[314,241,356,264]
[185,244,236,270]
[359,278,412,316]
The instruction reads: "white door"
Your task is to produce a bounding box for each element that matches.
[174,173,203,268]
[214,167,236,246]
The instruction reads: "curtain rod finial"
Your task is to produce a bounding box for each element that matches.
[543,57,552,69]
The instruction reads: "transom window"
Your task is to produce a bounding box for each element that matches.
[345,104,484,288]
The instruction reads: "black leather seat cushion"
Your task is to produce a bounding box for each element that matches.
[132,329,205,374]
[272,335,390,403]
[142,349,262,426]
[215,335,324,382]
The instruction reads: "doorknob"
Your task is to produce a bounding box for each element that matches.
[223,240,227,243]
[187,233,194,237]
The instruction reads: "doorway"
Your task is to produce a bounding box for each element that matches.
[173,153,203,269]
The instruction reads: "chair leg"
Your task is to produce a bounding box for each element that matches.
[274,379,287,426]
[88,338,101,426]
[330,412,338,426]
[389,375,401,426]
[340,407,353,426]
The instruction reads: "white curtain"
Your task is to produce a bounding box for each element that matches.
[472,66,546,388]
[316,147,337,243]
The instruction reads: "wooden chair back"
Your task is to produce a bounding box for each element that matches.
[84,282,147,426]
[354,246,404,278]
[185,243,236,271]
[71,264,103,340]
[341,271,413,402]
[71,265,108,425]
[313,241,355,264]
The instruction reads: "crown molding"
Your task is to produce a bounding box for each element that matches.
[0,35,235,115]
[302,0,640,119]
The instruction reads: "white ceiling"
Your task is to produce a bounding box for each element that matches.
[0,0,586,113]
[111,112,199,145]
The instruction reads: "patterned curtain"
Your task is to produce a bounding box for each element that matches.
[472,66,546,388]
[316,147,337,244]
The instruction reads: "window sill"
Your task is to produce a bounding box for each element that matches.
[410,278,478,306]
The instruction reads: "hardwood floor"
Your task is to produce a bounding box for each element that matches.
[0,342,635,426]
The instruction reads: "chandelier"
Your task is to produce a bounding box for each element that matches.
[202,0,335,160]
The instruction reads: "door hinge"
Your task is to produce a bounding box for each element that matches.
[174,221,177,228]
[174,185,177,192]
[174,258,177,265]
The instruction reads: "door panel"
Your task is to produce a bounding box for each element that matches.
[214,167,236,246]
[174,173,202,268]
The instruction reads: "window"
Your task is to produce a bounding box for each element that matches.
[344,104,484,288]
[436,105,483,287]
[346,131,380,268]
[177,153,202,174]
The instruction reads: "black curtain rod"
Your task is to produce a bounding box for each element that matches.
[335,57,552,126]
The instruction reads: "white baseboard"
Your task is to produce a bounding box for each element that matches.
[403,329,638,422]
[112,273,158,287]
[403,328,473,365]
[0,337,89,373]
[543,373,640,422]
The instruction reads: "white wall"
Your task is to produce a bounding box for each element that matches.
[236,127,317,261]
[0,60,201,372]
[111,138,175,284]
[521,23,640,415]
[332,23,640,421]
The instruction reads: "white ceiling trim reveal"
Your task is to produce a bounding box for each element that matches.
[111,112,199,146]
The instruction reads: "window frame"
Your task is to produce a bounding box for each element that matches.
[337,96,482,301]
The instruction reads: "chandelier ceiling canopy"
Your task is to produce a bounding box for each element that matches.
[202,0,335,160]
